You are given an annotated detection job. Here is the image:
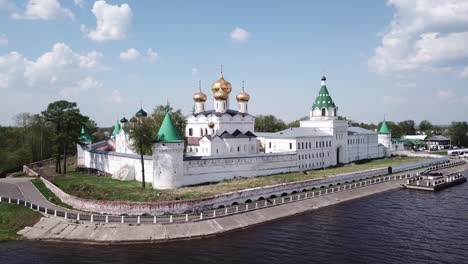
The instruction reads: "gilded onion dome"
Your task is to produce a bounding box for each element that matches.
[214,89,229,100]
[236,88,250,102]
[193,89,207,102]
[208,121,215,128]
[211,75,232,94]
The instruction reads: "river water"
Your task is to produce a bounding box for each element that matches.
[1,180,467,264]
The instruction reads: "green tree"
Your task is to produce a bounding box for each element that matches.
[42,101,92,174]
[128,115,155,189]
[255,115,287,132]
[287,116,308,128]
[448,121,468,147]
[418,120,433,133]
[398,120,416,135]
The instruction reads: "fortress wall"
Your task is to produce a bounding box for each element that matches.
[182,153,298,186]
[82,149,154,182]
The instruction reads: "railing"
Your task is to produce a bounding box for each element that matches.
[420,160,466,175]
[0,172,415,225]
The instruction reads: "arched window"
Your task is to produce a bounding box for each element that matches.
[334,108,337,116]
[189,128,193,136]
[321,108,326,116]
[204,128,208,135]
[200,128,203,136]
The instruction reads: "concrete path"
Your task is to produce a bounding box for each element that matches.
[18,179,407,243]
[0,177,78,214]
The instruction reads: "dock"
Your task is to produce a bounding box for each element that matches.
[405,160,467,191]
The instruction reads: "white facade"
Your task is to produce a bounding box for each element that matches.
[78,75,394,189]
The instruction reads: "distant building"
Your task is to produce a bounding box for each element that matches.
[425,135,451,150]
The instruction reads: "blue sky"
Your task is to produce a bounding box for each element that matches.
[1,0,467,126]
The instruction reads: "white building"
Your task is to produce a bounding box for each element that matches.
[78,73,393,189]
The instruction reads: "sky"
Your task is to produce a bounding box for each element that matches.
[0,0,467,127]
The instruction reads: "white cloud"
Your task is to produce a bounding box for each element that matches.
[369,0,468,75]
[12,0,74,20]
[0,43,104,96]
[0,34,7,45]
[460,67,468,78]
[119,48,141,61]
[191,67,198,75]
[462,96,468,104]
[145,48,158,63]
[436,89,456,101]
[74,0,83,7]
[119,48,158,63]
[108,89,123,103]
[383,95,408,104]
[230,27,250,43]
[87,0,132,42]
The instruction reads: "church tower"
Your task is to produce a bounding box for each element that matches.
[378,119,392,157]
[310,76,338,120]
[211,67,232,113]
[153,112,184,189]
[193,81,207,114]
[236,81,250,113]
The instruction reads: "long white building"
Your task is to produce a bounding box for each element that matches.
[78,73,392,189]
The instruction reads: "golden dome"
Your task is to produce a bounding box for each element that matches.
[193,89,207,102]
[214,89,229,100]
[211,75,232,94]
[208,121,215,128]
[236,89,250,102]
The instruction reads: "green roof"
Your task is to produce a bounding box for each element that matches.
[112,121,121,136]
[312,85,336,110]
[79,126,91,142]
[379,120,391,134]
[156,112,183,143]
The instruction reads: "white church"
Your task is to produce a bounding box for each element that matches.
[77,72,394,189]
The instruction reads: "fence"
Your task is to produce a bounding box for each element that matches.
[0,171,417,225]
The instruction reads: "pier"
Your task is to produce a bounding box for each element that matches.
[405,160,467,191]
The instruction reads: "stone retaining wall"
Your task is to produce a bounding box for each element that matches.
[39,158,448,215]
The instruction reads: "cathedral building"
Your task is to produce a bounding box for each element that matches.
[78,71,393,189]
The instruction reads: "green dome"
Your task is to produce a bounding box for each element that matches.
[79,126,91,142]
[156,112,183,143]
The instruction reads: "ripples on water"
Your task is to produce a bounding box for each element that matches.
[1,182,467,264]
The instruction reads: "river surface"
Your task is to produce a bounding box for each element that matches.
[1,180,467,264]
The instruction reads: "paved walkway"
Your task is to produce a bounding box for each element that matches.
[0,177,78,214]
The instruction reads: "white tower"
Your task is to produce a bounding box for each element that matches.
[378,119,392,157]
[153,112,185,189]
[236,81,250,113]
[193,81,207,114]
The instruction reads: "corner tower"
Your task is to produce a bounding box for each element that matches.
[153,112,185,189]
[378,119,392,156]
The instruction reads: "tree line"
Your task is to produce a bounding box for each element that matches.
[0,101,185,178]
[254,115,468,147]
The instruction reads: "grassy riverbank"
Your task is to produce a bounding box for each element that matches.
[48,156,426,202]
[31,179,73,209]
[0,203,42,241]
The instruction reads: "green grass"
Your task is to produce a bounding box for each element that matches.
[50,156,426,202]
[11,172,31,178]
[31,179,73,209]
[0,203,42,241]
[429,150,448,156]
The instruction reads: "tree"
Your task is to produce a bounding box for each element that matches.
[150,104,186,138]
[287,116,308,128]
[448,121,468,147]
[398,120,416,135]
[255,115,287,132]
[418,120,433,133]
[128,115,155,189]
[42,101,91,174]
